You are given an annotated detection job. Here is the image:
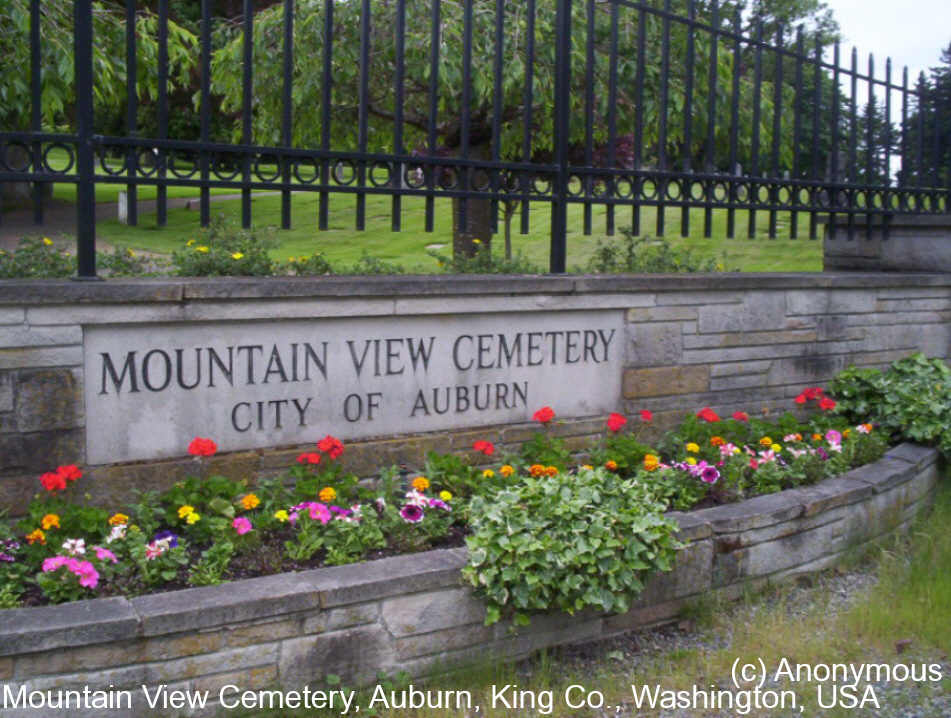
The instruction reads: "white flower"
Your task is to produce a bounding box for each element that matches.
[106,524,127,544]
[404,489,429,507]
[62,538,86,555]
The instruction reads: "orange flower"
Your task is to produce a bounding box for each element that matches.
[411,476,430,492]
[41,513,60,530]
[529,464,546,477]
[240,493,261,510]
[643,454,660,472]
[605,460,618,471]
[710,436,725,447]
[318,486,337,502]
[812,433,823,441]
[499,464,515,478]
[545,465,558,477]
[759,436,773,446]
[26,529,45,545]
[109,513,129,526]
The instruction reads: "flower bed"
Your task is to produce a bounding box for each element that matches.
[1,383,893,621]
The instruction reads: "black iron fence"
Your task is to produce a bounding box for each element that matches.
[1,0,949,278]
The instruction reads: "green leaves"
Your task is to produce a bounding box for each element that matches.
[462,466,680,626]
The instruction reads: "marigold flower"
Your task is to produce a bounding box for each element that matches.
[759,436,773,446]
[186,239,196,246]
[240,493,260,510]
[274,509,289,522]
[482,469,495,479]
[318,486,338,502]
[473,440,495,456]
[500,464,515,478]
[26,529,46,545]
[439,490,452,501]
[109,513,129,526]
[606,413,627,432]
[532,406,555,424]
[686,442,700,453]
[545,466,559,477]
[812,433,823,441]
[43,237,53,246]
[643,454,660,471]
[857,423,873,434]
[697,407,720,423]
[581,464,593,470]
[640,409,653,422]
[178,505,195,519]
[843,429,851,438]
[529,464,546,477]
[185,512,201,525]
[41,513,60,530]
[196,245,210,253]
[232,517,253,535]
[317,435,345,459]
[297,452,321,465]
[605,460,618,471]
[187,437,217,457]
[771,443,782,452]
[231,251,244,260]
[710,436,725,446]
[411,476,430,492]
[685,457,697,466]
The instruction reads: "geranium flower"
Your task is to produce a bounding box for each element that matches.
[187,437,217,457]
[606,413,627,432]
[317,435,345,459]
[472,440,495,456]
[56,465,82,482]
[39,471,67,493]
[232,517,253,535]
[297,452,321,465]
[819,397,837,411]
[41,513,60,530]
[532,406,555,424]
[732,411,749,422]
[400,504,424,523]
[697,407,720,423]
[640,409,653,422]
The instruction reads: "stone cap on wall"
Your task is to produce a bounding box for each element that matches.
[2,272,951,305]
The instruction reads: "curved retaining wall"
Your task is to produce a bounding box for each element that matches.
[0,443,942,718]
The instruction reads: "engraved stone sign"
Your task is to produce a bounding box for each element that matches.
[83,310,625,464]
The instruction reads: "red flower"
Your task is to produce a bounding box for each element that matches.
[297,452,321,465]
[606,413,627,432]
[56,465,82,482]
[317,435,345,459]
[639,409,653,423]
[697,407,720,423]
[803,387,824,400]
[187,437,218,457]
[472,440,495,456]
[732,411,749,422]
[532,406,555,424]
[39,471,67,493]
[819,397,837,411]
[794,394,807,404]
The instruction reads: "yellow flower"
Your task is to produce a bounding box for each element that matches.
[472,238,482,244]
[771,443,782,452]
[42,237,53,246]
[26,529,45,545]
[843,429,851,438]
[185,512,200,525]
[685,457,697,465]
[605,460,618,471]
[319,486,337,502]
[411,476,430,492]
[178,505,195,519]
[686,442,700,453]
[196,245,210,253]
[240,493,260,510]
[231,252,244,260]
[759,436,773,446]
[500,464,515,478]
[126,248,135,257]
[186,239,196,246]
[482,469,495,479]
[644,454,660,471]
[109,513,129,526]
[439,490,452,501]
[41,513,60,530]
[581,464,593,470]
[274,509,289,522]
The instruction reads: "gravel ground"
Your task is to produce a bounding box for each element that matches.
[516,569,950,718]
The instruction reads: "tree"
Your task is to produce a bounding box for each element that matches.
[898,42,951,189]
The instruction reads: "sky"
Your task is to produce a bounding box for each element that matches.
[823,0,950,82]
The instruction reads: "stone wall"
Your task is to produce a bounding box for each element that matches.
[0,444,941,718]
[823,215,951,272]
[0,274,949,513]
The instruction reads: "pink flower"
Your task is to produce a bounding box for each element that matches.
[400,504,424,523]
[73,560,99,589]
[825,429,842,446]
[232,517,253,535]
[145,542,165,560]
[42,556,69,572]
[93,546,118,564]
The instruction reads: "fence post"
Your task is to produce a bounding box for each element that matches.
[74,0,98,279]
[549,0,572,273]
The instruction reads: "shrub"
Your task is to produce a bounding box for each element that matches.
[0,237,74,278]
[428,243,544,274]
[585,229,731,274]
[462,466,680,625]
[171,215,277,276]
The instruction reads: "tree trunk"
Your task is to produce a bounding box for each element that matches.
[451,140,492,260]
[0,145,53,210]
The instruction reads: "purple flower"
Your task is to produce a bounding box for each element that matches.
[400,504,424,523]
[816,447,829,460]
[825,429,842,446]
[0,553,15,562]
[428,498,451,512]
[700,466,720,484]
[153,530,179,548]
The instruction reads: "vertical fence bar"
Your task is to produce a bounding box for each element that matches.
[30,0,43,225]
[883,57,891,240]
[199,0,210,226]
[125,0,138,226]
[356,0,370,231]
[240,0,253,228]
[748,22,763,239]
[847,47,857,240]
[680,0,695,238]
[606,0,619,236]
[157,0,169,227]
[74,0,97,278]
[425,0,440,233]
[809,34,821,239]
[829,43,840,239]
[931,77,940,190]
[632,1,646,236]
[520,0,535,235]
[458,0,473,236]
[726,9,741,239]
[768,26,782,239]
[901,67,909,190]
[490,0,503,235]
[392,0,406,232]
[790,27,803,239]
[656,0,671,237]
[318,0,333,231]
[582,0,594,236]
[702,0,719,238]
[281,0,294,230]
[549,0,571,273]
[865,53,874,238]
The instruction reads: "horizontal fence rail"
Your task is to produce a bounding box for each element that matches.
[0,0,949,277]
